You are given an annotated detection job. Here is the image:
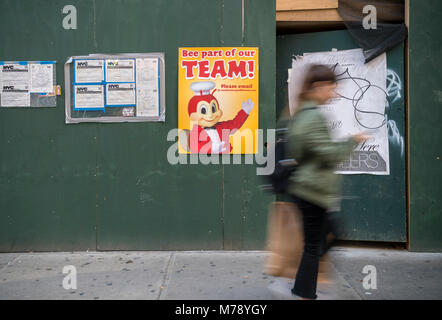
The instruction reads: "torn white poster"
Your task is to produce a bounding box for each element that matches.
[30,63,53,93]
[105,59,135,83]
[2,64,30,87]
[106,83,135,106]
[75,59,104,83]
[289,48,389,175]
[74,85,104,109]
[1,85,30,106]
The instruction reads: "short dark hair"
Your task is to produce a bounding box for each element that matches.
[298,64,337,101]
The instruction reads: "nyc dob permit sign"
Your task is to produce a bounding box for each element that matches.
[178,47,259,154]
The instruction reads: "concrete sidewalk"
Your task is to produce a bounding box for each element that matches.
[0,246,441,300]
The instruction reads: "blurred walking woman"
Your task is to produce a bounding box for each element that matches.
[286,64,367,299]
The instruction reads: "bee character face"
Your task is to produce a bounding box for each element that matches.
[188,95,223,128]
[195,99,222,127]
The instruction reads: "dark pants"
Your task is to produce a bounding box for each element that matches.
[290,195,329,299]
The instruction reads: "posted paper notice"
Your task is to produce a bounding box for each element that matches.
[136,86,158,117]
[106,83,136,106]
[136,58,158,83]
[1,85,30,106]
[30,63,53,93]
[136,58,159,117]
[2,64,30,87]
[75,60,104,83]
[74,85,104,109]
[105,59,135,83]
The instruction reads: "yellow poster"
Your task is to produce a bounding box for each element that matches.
[178,47,259,154]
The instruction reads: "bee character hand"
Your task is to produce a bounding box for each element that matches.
[241,99,254,115]
[211,141,227,154]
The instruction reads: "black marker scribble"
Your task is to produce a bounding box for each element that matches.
[331,63,389,130]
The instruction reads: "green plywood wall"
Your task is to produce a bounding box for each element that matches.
[408,0,442,252]
[0,0,276,252]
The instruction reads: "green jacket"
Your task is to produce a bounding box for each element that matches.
[284,101,356,210]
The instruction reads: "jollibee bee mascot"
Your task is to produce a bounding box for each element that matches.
[186,81,254,154]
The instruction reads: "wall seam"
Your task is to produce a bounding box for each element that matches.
[221,0,225,250]
[93,0,98,251]
[242,0,245,45]
[93,0,97,50]
[95,128,99,251]
[405,0,411,251]
[240,0,246,251]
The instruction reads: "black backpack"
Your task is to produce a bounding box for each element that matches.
[263,126,298,194]
[261,107,315,194]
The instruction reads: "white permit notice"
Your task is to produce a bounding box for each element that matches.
[106,83,136,106]
[75,59,104,83]
[2,64,30,87]
[105,59,135,83]
[136,58,158,83]
[1,84,30,106]
[136,86,159,117]
[30,63,53,93]
[135,58,159,117]
[74,85,104,109]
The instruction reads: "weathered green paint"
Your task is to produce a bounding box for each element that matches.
[0,0,275,251]
[241,0,276,249]
[0,0,98,252]
[277,30,406,242]
[408,0,442,252]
